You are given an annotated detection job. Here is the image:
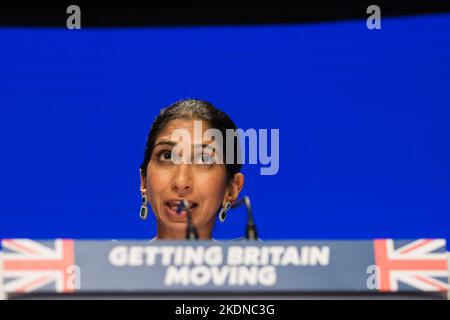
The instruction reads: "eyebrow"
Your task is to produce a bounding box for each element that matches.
[154,140,216,150]
[152,141,222,158]
[154,140,177,148]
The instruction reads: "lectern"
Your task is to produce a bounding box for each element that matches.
[1,239,448,299]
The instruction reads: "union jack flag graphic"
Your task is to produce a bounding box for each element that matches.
[374,239,449,292]
[0,239,75,293]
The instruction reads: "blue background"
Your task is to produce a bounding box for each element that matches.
[1,14,449,244]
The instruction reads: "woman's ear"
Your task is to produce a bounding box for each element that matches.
[140,174,147,194]
[227,173,244,202]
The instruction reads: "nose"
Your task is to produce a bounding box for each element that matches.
[171,164,193,196]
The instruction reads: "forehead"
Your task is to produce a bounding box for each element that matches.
[155,119,213,143]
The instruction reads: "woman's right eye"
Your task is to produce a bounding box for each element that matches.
[159,151,173,162]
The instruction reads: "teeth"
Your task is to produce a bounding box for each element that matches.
[166,201,196,213]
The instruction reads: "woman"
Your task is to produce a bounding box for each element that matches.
[139,99,245,240]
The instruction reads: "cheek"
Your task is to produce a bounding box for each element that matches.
[196,171,227,208]
[147,167,170,197]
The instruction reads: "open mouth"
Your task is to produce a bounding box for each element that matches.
[164,200,199,217]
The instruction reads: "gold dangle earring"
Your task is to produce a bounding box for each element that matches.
[219,201,231,223]
[139,193,148,220]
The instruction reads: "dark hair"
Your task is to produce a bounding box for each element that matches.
[140,99,242,182]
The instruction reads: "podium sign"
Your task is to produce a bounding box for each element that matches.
[0,239,448,299]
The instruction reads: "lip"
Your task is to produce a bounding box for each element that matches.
[163,199,199,221]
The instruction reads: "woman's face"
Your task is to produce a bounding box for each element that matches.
[141,119,242,239]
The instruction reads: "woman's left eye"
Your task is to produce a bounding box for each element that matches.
[194,153,215,165]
